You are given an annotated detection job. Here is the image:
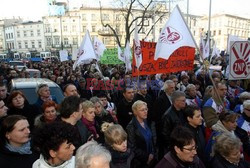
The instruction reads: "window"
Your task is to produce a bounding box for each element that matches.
[11,33,13,38]
[46,37,52,46]
[82,26,86,32]
[219,30,221,35]
[213,30,216,36]
[115,14,120,21]
[17,31,20,38]
[55,37,60,45]
[102,14,109,21]
[63,25,67,32]
[92,26,96,32]
[72,25,76,32]
[24,31,27,37]
[91,14,96,21]
[37,30,41,36]
[38,41,42,48]
[24,41,28,48]
[31,41,35,48]
[82,14,86,21]
[18,41,22,49]
[102,37,110,45]
[64,38,69,45]
[73,38,78,45]
[30,30,34,36]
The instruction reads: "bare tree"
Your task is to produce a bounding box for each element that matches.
[99,0,168,47]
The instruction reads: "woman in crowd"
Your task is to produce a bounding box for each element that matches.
[34,100,58,129]
[211,133,250,168]
[7,90,40,130]
[35,83,58,107]
[0,115,39,168]
[32,122,76,168]
[75,141,111,168]
[81,100,100,142]
[102,122,134,168]
[126,100,156,168]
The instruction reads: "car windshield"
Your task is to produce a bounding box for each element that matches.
[9,62,24,66]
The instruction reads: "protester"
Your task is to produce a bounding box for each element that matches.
[102,122,134,168]
[127,100,156,168]
[35,83,58,107]
[0,82,9,104]
[0,115,39,168]
[185,84,202,108]
[75,141,111,168]
[155,126,205,168]
[63,83,80,97]
[32,122,77,168]
[34,100,58,129]
[0,100,8,123]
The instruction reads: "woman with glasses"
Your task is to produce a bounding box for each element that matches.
[126,100,156,168]
[155,126,205,168]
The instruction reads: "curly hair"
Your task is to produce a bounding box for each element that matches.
[32,121,78,160]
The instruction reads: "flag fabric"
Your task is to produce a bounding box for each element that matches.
[199,33,205,56]
[210,43,220,62]
[124,41,132,73]
[73,30,96,70]
[93,36,106,60]
[59,50,69,62]
[227,35,245,53]
[134,20,142,68]
[203,40,210,59]
[154,5,196,60]
[117,45,125,62]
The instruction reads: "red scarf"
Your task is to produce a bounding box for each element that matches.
[81,117,97,138]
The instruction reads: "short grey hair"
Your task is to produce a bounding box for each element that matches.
[239,92,250,102]
[243,100,250,110]
[75,141,111,168]
[163,80,174,92]
[171,91,186,103]
[132,100,147,113]
[185,84,196,92]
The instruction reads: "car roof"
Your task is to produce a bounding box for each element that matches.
[11,78,59,89]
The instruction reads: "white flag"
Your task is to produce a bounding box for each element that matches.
[117,45,125,62]
[203,40,210,59]
[211,43,220,62]
[154,5,196,60]
[227,35,246,53]
[93,37,106,60]
[59,50,68,62]
[134,20,142,68]
[73,30,96,70]
[124,41,132,73]
[199,33,204,56]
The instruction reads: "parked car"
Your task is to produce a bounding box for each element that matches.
[9,60,27,71]
[9,78,64,104]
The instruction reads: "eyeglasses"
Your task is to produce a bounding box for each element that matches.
[182,145,198,152]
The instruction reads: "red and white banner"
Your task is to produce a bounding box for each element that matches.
[229,41,250,80]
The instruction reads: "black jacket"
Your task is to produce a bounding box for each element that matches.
[0,145,39,168]
[117,98,134,129]
[126,117,156,168]
[161,105,186,152]
[153,93,171,124]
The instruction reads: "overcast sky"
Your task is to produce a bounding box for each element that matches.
[0,0,249,21]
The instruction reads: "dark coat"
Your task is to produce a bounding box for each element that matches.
[211,153,250,168]
[126,118,156,168]
[161,105,186,152]
[117,98,134,129]
[155,151,206,168]
[0,145,39,168]
[153,93,171,124]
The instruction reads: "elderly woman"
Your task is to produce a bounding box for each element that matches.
[75,141,111,168]
[238,100,250,135]
[7,90,41,129]
[81,100,100,142]
[35,83,58,108]
[126,100,156,168]
[34,100,58,129]
[90,96,115,126]
[211,133,250,168]
[0,115,39,168]
[234,92,250,114]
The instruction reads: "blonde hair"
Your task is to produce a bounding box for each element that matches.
[81,100,95,114]
[132,100,147,113]
[101,122,127,146]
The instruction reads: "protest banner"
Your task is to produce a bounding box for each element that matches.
[100,48,124,64]
[229,41,250,80]
[132,41,195,76]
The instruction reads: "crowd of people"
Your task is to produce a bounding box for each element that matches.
[0,60,250,168]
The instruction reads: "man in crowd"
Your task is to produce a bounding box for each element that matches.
[0,83,9,104]
[63,83,80,97]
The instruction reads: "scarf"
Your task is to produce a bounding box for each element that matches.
[5,141,32,154]
[81,117,97,138]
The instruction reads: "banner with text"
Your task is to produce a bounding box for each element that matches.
[132,41,195,76]
[100,48,124,65]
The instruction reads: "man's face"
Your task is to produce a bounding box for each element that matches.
[188,110,203,127]
[123,88,134,102]
[188,87,197,98]
[64,85,79,97]
[217,83,227,98]
[174,96,186,110]
[0,86,7,99]
[0,100,8,117]
[166,83,175,96]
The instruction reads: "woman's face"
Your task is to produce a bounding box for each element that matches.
[6,119,30,147]
[39,86,50,98]
[12,94,25,109]
[44,106,57,122]
[225,148,241,164]
[94,102,103,116]
[83,107,95,122]
[135,104,148,121]
[112,140,127,153]
[223,120,238,132]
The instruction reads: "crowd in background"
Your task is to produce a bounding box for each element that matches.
[0,59,250,168]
